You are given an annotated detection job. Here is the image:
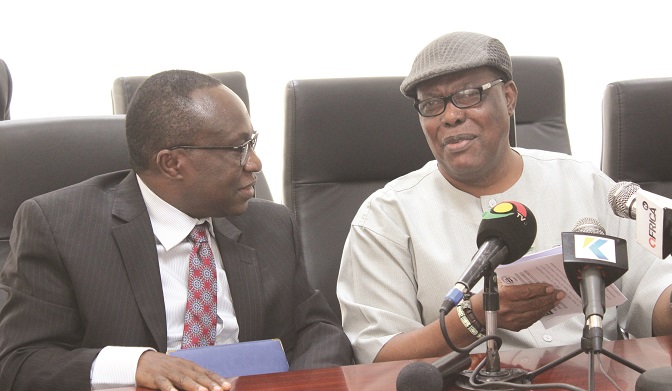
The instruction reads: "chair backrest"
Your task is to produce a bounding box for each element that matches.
[0,116,272,277]
[0,59,11,120]
[283,56,569,318]
[601,77,672,198]
[111,71,251,114]
[0,116,129,306]
[512,56,570,154]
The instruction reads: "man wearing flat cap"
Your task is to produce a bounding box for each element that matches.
[337,31,672,363]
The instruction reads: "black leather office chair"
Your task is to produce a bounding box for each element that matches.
[601,77,672,198]
[284,76,433,317]
[111,71,251,115]
[513,56,570,154]
[283,56,569,318]
[0,116,128,305]
[0,59,12,120]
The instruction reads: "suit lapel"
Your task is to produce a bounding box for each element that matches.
[110,172,168,351]
[105,172,265,349]
[212,219,265,342]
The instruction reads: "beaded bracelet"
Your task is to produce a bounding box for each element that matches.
[457,298,486,338]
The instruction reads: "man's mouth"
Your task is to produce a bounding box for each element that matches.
[241,181,256,190]
[444,134,476,145]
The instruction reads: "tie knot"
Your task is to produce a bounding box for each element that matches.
[188,223,209,244]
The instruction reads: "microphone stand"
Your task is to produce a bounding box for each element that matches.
[454,270,646,391]
[522,323,646,391]
[524,257,646,390]
[456,270,530,390]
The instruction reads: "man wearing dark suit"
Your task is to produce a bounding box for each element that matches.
[0,59,11,120]
[0,70,352,391]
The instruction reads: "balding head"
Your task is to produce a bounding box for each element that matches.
[125,70,236,172]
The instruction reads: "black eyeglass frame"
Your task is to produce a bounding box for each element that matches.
[167,131,258,166]
[413,79,504,117]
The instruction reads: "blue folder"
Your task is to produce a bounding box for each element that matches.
[170,339,289,378]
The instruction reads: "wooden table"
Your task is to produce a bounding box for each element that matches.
[110,335,672,391]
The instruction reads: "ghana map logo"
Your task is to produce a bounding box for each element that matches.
[482,201,529,222]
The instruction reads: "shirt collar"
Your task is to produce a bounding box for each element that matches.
[136,175,213,251]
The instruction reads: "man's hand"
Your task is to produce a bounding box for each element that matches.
[496,283,565,331]
[136,351,232,391]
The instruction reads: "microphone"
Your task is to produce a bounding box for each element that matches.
[562,218,629,351]
[608,181,672,258]
[396,351,472,391]
[608,181,639,219]
[441,201,537,312]
[636,367,672,391]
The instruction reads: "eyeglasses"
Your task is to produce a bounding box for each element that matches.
[413,79,504,117]
[167,131,258,166]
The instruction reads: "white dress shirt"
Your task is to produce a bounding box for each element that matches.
[90,175,239,389]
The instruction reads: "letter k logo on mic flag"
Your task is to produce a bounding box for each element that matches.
[574,235,617,263]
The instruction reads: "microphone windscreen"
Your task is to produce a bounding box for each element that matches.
[635,367,672,391]
[608,181,639,219]
[396,361,443,391]
[477,201,537,264]
[572,217,606,235]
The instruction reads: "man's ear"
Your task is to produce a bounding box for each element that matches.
[156,149,184,179]
[504,80,518,116]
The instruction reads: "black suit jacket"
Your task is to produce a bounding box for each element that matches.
[0,171,352,390]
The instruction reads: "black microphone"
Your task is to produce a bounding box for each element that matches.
[608,181,672,258]
[441,201,537,312]
[636,367,672,391]
[562,218,629,351]
[396,350,472,391]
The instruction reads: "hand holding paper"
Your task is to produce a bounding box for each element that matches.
[495,246,626,328]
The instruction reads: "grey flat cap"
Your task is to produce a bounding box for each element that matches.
[400,32,512,98]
